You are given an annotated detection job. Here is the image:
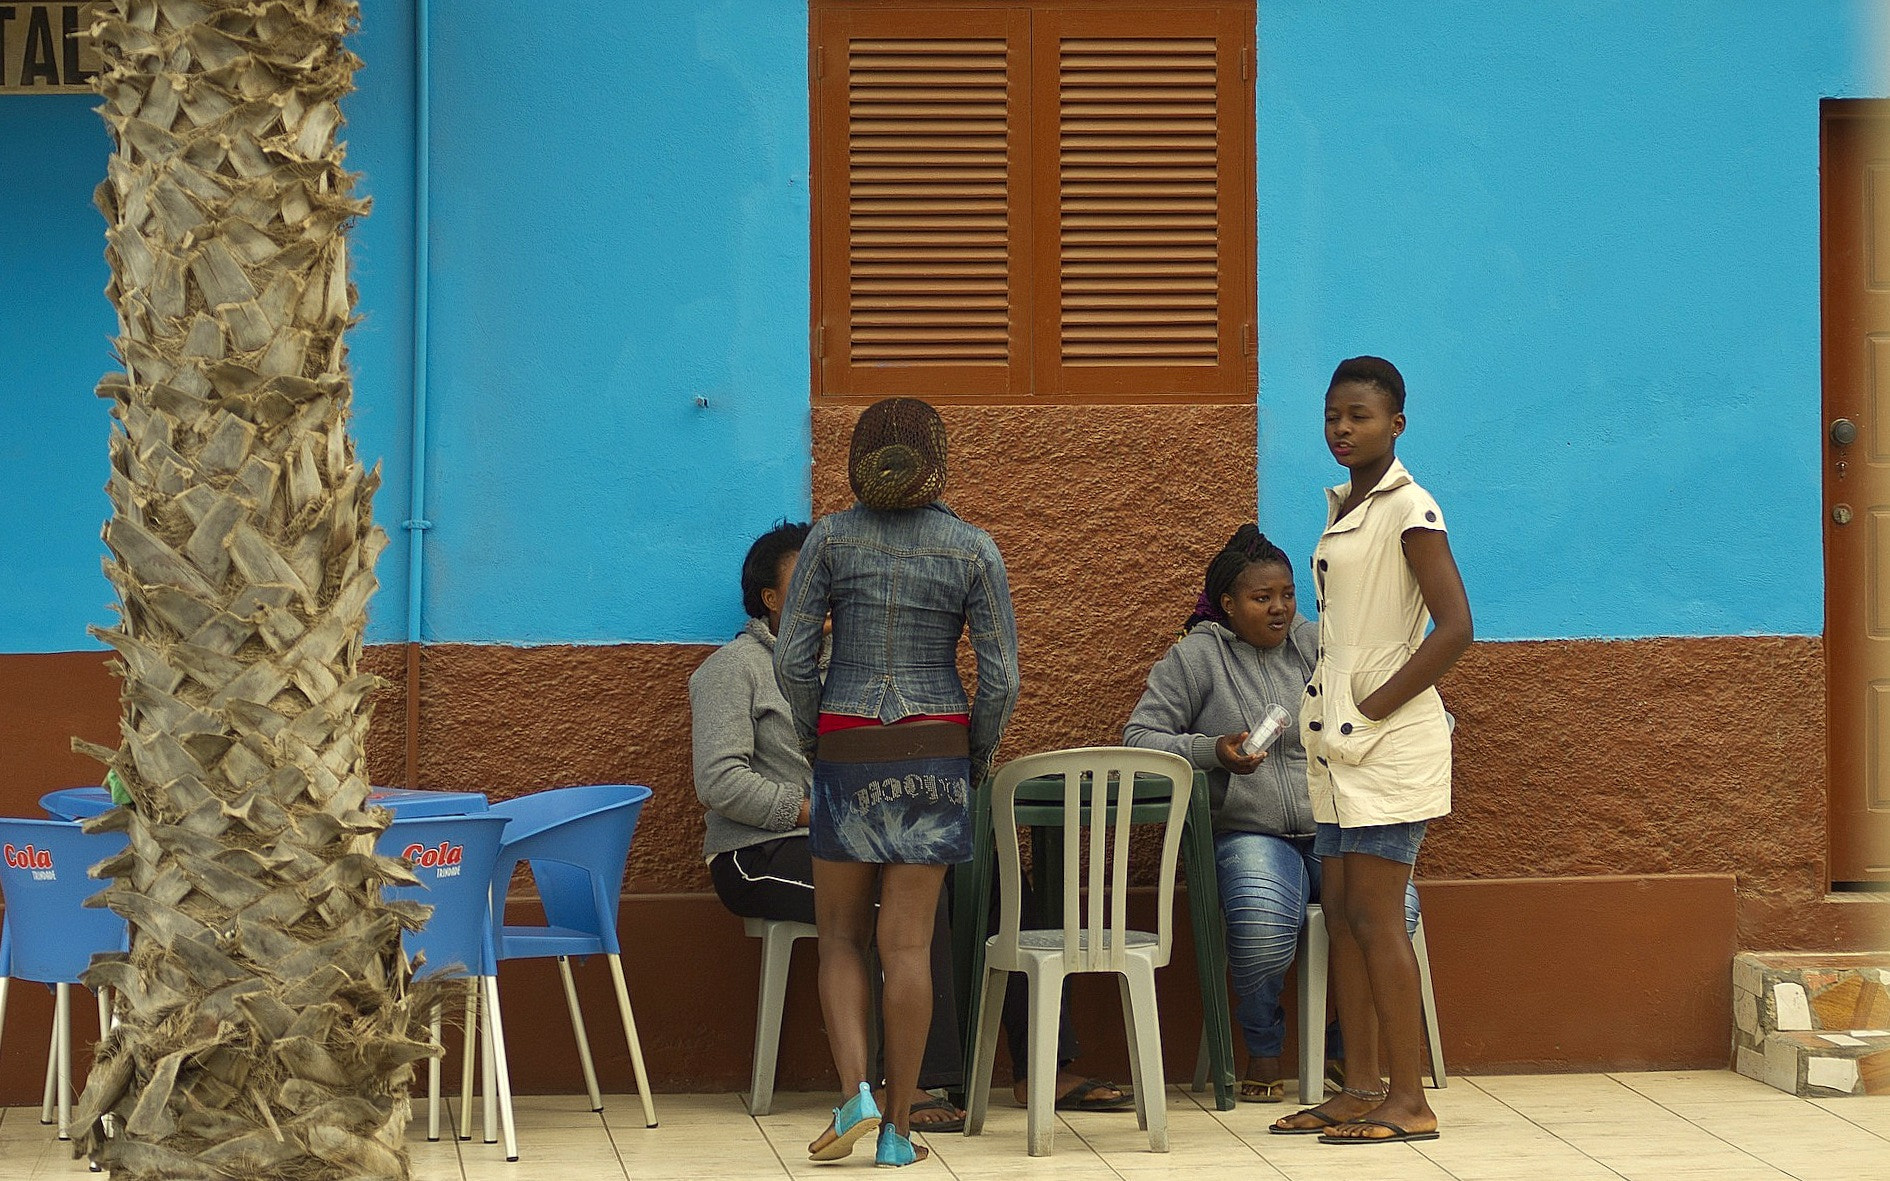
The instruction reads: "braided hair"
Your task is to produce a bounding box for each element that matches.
[849,397,948,511]
[1184,524,1293,632]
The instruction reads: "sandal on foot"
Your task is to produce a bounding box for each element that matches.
[875,1122,930,1168]
[809,1082,882,1162]
[1237,1078,1286,1104]
[1319,1118,1441,1145]
[1051,1077,1134,1112]
[1269,1106,1346,1135]
[907,1095,965,1135]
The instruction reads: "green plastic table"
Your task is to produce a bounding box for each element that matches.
[952,768,1235,1110]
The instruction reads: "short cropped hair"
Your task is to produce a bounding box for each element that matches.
[740,521,812,618]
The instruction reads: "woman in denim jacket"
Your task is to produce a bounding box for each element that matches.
[776,398,1019,1168]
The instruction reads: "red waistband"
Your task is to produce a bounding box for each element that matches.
[817,712,971,734]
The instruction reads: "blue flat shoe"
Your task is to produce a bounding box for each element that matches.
[809,1082,881,1162]
[875,1121,929,1168]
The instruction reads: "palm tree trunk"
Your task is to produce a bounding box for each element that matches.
[70,3,431,1177]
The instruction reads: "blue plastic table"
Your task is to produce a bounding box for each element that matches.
[39,785,489,820]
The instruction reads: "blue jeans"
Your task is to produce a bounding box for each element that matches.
[1213,831,1421,1060]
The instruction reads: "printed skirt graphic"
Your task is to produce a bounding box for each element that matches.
[810,754,973,864]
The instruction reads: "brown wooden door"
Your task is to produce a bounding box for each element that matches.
[1823,100,1890,886]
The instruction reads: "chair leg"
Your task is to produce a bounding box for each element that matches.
[557,956,604,1112]
[459,981,478,1141]
[1412,916,1448,1088]
[56,982,72,1140]
[479,985,497,1145]
[747,924,796,1117]
[483,976,519,1162]
[963,966,1007,1135]
[427,1002,443,1142]
[1122,962,1168,1152]
[1116,975,1149,1132]
[1024,966,1060,1157]
[605,954,658,1128]
[95,987,114,1142]
[1190,1024,1209,1092]
[1297,906,1328,1102]
[40,1001,56,1125]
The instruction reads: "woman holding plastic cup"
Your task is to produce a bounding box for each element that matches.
[1124,524,1416,1103]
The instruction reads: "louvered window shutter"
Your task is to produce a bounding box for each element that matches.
[813,4,1253,404]
[814,8,1032,398]
[1031,8,1253,398]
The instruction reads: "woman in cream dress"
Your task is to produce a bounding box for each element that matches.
[1272,357,1472,1146]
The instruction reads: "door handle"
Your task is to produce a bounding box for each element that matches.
[1831,418,1859,446]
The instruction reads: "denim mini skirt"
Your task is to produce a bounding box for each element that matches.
[1313,819,1428,866]
[810,720,972,865]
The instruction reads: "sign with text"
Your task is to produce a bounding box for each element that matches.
[1,3,103,94]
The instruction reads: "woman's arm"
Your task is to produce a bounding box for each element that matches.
[1356,527,1473,721]
[773,525,832,756]
[965,538,1021,783]
[1125,641,1266,774]
[690,654,806,831]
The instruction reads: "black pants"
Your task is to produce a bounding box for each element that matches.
[711,836,963,1090]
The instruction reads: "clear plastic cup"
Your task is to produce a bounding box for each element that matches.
[1239,703,1294,757]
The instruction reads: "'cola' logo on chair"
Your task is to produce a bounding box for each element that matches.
[3,844,56,880]
[403,841,463,878]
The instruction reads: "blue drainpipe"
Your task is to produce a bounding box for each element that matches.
[401,0,433,787]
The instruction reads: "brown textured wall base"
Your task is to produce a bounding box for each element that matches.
[0,873,1755,1105]
[1,618,1883,1102]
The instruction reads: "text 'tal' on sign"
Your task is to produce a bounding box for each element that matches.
[1,3,104,95]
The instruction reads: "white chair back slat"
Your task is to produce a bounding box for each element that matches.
[990,746,1192,972]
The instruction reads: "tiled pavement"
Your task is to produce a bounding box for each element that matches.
[1,1071,1884,1179]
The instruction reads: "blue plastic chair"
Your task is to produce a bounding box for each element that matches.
[0,817,130,1147]
[483,784,657,1128]
[376,813,512,1157]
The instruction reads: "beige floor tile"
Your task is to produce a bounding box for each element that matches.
[1267,1145,1459,1181]
[1808,1095,1890,1139]
[0,1073,1878,1179]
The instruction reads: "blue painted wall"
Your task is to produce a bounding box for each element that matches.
[0,2,416,650]
[421,0,812,644]
[1254,0,1886,639]
[0,1,1881,653]
[0,92,113,653]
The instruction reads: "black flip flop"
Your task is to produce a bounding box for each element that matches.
[1269,1107,1344,1135]
[1052,1077,1135,1112]
[907,1095,965,1135]
[1319,1117,1441,1145]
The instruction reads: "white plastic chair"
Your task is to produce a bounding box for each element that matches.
[1189,899,1447,1097]
[742,916,817,1116]
[1295,903,1446,1098]
[965,746,1194,1156]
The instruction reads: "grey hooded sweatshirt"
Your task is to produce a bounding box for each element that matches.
[1123,617,1319,839]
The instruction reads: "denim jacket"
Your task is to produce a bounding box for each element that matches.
[774,502,1020,782]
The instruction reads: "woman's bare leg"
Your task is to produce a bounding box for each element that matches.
[812,858,879,1115]
[875,862,948,1138]
[1324,852,1436,1140]
[1271,856,1381,1131]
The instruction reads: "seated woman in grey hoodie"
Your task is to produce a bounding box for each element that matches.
[1124,526,1416,1102]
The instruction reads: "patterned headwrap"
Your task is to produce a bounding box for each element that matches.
[849,397,948,511]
